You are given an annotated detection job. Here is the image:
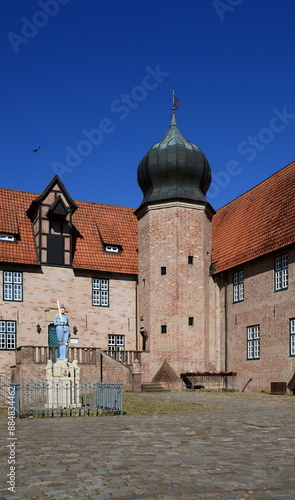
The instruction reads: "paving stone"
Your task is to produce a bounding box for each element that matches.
[0,391,295,499]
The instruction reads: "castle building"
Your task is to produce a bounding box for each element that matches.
[0,111,294,392]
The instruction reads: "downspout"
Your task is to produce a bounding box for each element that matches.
[224,273,228,372]
[214,276,218,371]
[135,278,139,351]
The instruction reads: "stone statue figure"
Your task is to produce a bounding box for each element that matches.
[54,304,70,360]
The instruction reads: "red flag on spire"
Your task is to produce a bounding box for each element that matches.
[173,95,179,109]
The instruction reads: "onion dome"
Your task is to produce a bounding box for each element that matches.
[137,112,211,208]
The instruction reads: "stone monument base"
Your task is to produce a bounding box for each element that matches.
[45,359,81,409]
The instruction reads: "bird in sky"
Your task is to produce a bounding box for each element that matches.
[31,146,41,152]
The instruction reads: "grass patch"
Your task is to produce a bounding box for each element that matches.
[122,392,217,415]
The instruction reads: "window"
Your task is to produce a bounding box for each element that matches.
[92,278,109,306]
[188,256,194,265]
[161,325,167,334]
[0,321,16,350]
[188,317,194,326]
[3,272,23,301]
[0,234,16,243]
[247,325,260,360]
[108,334,125,351]
[290,319,295,357]
[105,245,120,253]
[274,255,288,291]
[233,271,244,302]
[161,267,166,275]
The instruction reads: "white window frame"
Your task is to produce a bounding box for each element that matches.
[3,271,23,301]
[0,321,16,350]
[92,278,109,307]
[290,319,295,357]
[247,325,260,360]
[108,334,125,361]
[0,234,16,242]
[108,334,125,351]
[105,245,119,253]
[274,255,288,291]
[233,271,244,303]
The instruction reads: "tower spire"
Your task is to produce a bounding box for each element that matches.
[136,102,212,210]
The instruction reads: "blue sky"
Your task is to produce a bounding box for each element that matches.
[1,0,295,210]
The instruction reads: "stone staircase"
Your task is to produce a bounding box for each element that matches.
[141,383,170,392]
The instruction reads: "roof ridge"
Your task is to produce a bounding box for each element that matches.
[74,198,136,210]
[216,160,295,211]
[0,186,39,196]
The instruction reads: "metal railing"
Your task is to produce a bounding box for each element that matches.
[0,374,11,407]
[11,381,123,417]
[181,372,237,391]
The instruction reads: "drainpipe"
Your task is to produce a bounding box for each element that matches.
[224,273,228,373]
[135,278,139,352]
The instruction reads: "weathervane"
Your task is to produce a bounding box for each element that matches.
[172,88,179,112]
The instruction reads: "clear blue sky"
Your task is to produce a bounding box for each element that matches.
[1,0,295,210]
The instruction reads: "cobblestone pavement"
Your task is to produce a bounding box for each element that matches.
[1,391,295,499]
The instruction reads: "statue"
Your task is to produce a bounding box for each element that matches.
[54,303,70,360]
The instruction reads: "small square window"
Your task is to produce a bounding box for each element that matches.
[161,267,166,275]
[0,234,16,243]
[188,317,194,326]
[188,256,194,265]
[161,325,167,334]
[105,245,121,254]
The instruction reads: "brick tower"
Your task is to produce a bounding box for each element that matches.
[135,110,215,385]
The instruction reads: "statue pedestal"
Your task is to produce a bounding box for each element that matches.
[132,358,142,392]
[45,359,81,409]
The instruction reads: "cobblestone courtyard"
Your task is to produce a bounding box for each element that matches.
[1,391,295,499]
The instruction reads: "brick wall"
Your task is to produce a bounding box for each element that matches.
[10,346,132,389]
[138,201,214,383]
[217,248,295,392]
[0,265,137,379]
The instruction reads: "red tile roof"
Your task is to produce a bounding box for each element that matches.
[0,207,19,234]
[0,188,138,274]
[0,189,39,265]
[1,161,294,275]
[72,201,138,274]
[212,161,295,274]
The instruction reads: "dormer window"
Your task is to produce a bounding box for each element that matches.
[26,175,77,267]
[105,245,121,254]
[0,233,16,243]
